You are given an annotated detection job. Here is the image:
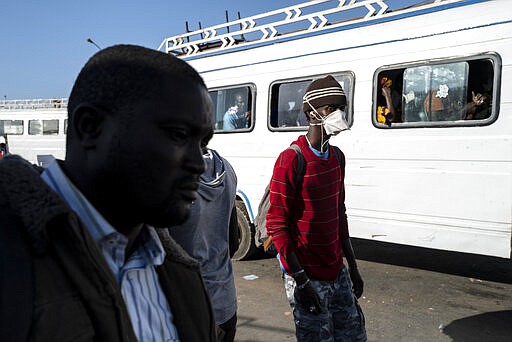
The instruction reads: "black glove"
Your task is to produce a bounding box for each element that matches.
[294,279,321,315]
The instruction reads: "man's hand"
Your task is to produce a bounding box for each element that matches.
[349,266,364,298]
[285,252,321,314]
[294,280,321,315]
[471,91,486,106]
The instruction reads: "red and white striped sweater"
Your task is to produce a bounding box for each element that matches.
[266,135,349,281]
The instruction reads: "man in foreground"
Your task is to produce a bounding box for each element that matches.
[0,44,216,341]
[266,75,367,341]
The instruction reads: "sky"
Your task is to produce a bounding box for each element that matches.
[1,0,419,100]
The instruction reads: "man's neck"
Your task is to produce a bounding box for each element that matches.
[306,127,330,151]
[59,160,147,262]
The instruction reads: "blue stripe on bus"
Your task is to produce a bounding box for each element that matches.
[237,189,255,222]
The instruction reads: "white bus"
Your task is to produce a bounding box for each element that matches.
[0,98,68,166]
[159,0,512,259]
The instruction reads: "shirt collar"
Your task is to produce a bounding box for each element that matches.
[140,225,166,266]
[308,144,330,159]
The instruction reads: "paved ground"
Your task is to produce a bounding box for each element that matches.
[232,238,512,342]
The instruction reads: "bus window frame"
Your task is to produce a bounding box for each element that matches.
[268,71,355,132]
[208,83,256,134]
[372,52,502,129]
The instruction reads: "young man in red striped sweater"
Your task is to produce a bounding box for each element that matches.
[267,75,367,341]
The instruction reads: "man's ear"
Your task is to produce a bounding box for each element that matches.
[71,103,107,149]
[304,110,313,122]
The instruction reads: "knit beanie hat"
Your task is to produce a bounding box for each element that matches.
[302,75,346,113]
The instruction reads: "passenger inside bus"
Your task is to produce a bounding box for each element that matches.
[463,90,491,120]
[463,60,493,120]
[223,92,250,129]
[424,86,490,122]
[423,85,464,121]
[376,75,402,125]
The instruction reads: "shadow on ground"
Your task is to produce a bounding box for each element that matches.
[236,314,295,335]
[351,238,512,284]
[442,310,512,342]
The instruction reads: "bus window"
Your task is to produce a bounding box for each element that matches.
[374,55,498,127]
[29,119,59,135]
[270,73,354,131]
[404,62,469,122]
[64,119,68,134]
[0,120,24,135]
[209,85,254,132]
[270,80,309,129]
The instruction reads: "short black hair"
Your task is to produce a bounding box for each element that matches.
[68,44,206,116]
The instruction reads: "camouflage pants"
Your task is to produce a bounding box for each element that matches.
[284,266,367,342]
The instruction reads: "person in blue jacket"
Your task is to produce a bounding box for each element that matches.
[170,130,239,342]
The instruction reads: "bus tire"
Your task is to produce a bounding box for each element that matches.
[232,200,258,260]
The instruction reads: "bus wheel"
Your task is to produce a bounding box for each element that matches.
[232,200,257,260]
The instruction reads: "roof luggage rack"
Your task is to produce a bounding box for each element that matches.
[159,0,470,57]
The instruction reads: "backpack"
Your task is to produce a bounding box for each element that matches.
[254,143,343,255]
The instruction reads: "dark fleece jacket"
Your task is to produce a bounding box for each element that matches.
[0,155,215,342]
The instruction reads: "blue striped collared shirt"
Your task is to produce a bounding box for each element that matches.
[41,160,180,342]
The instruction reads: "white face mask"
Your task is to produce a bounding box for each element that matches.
[323,109,349,135]
[310,108,349,135]
[307,104,350,152]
